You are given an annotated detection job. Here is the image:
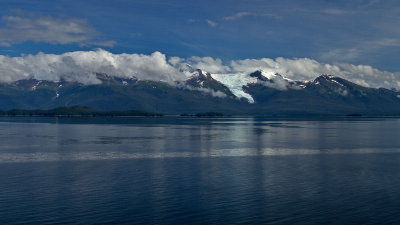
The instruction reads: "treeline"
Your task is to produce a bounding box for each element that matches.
[0,106,162,117]
[180,112,231,117]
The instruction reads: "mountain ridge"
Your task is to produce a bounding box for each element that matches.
[0,70,399,115]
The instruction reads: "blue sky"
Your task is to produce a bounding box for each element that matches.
[0,0,399,71]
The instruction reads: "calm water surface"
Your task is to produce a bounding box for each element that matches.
[1,116,400,224]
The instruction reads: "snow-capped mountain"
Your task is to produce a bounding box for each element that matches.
[209,70,311,102]
[184,69,235,98]
[1,69,400,115]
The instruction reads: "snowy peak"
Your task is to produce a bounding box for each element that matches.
[309,74,372,97]
[247,70,299,91]
[249,70,269,81]
[185,69,235,97]
[313,74,347,87]
[188,69,211,81]
[249,70,287,81]
[211,70,300,104]
[3,71,400,115]
[186,69,214,88]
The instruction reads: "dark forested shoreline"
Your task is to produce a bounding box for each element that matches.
[0,106,162,117]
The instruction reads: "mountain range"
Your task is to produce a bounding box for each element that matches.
[1,69,400,115]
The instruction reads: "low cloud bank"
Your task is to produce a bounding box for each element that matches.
[174,56,400,90]
[0,49,399,89]
[0,49,183,84]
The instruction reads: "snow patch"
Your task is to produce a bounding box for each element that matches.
[260,70,278,80]
[31,80,41,91]
[331,79,345,87]
[298,81,310,89]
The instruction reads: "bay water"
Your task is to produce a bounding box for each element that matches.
[1,116,400,224]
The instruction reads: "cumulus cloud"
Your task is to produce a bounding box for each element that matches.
[0,49,399,90]
[0,14,114,47]
[185,56,230,74]
[0,49,183,84]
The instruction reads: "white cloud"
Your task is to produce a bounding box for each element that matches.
[229,57,341,81]
[0,49,399,91]
[0,49,183,84]
[258,72,294,91]
[206,19,217,27]
[0,14,114,47]
[223,12,280,21]
[223,12,252,21]
[179,84,227,98]
[185,56,400,90]
[185,56,230,74]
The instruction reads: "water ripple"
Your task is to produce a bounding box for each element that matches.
[0,147,399,163]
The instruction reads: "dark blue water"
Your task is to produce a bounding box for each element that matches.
[1,117,400,224]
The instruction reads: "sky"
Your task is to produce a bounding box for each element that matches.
[0,0,399,88]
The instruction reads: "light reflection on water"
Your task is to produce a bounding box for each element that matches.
[0,117,400,161]
[1,148,400,163]
[1,117,400,224]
